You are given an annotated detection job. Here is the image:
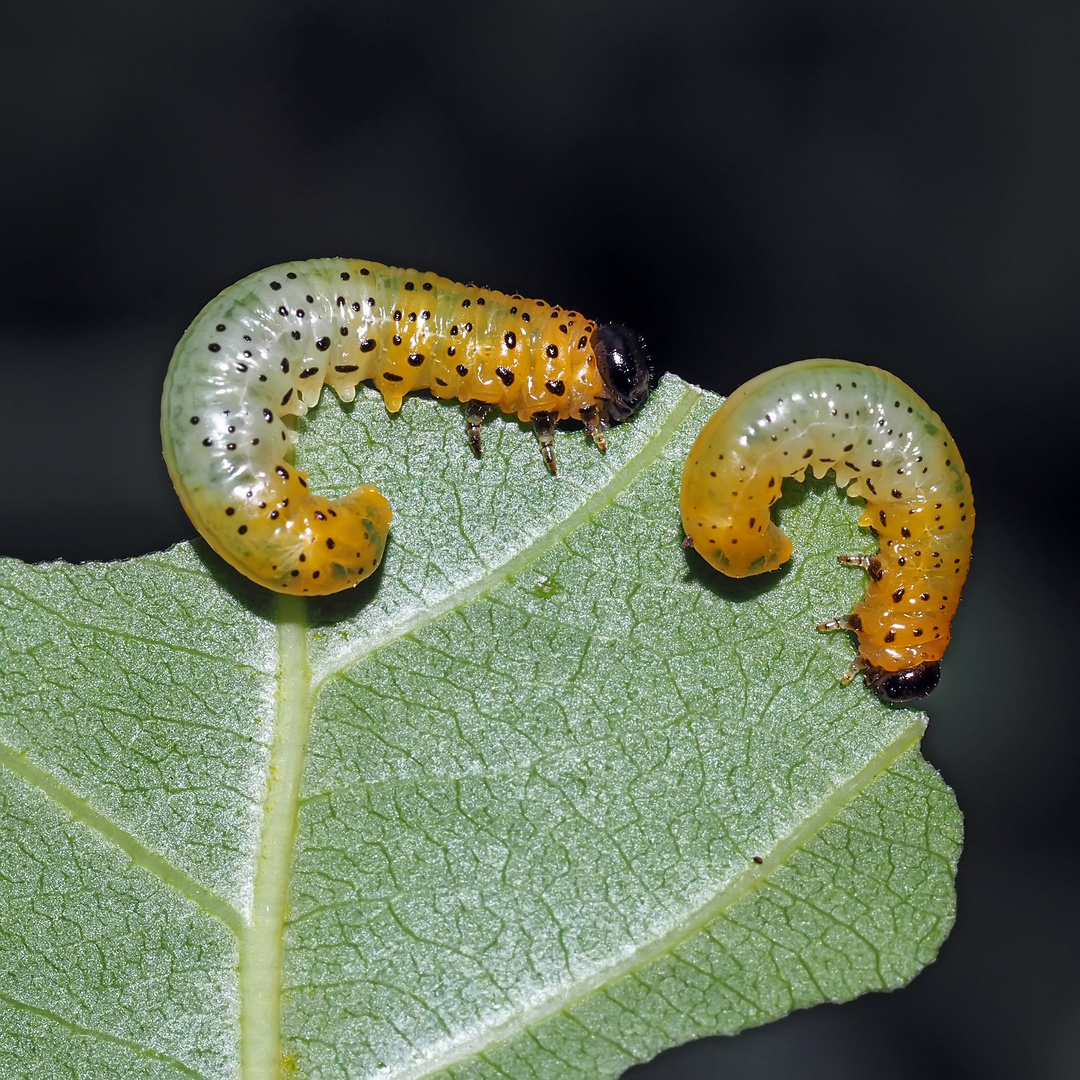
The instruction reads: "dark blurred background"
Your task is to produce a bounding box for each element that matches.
[1,2,1076,1077]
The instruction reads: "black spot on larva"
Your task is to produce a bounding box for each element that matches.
[263,409,274,422]
[335,364,359,373]
[504,330,516,348]
[298,477,307,487]
[360,339,376,352]
[226,442,237,450]
[802,447,813,459]
[496,366,515,386]
[866,478,877,494]
[456,364,469,377]
[892,488,902,499]
[546,379,566,395]
[422,281,432,290]
[477,296,486,305]
[340,326,349,335]
[278,306,288,316]
[190,416,199,424]
[280,358,290,373]
[521,312,531,323]
[208,343,221,352]
[341,271,351,280]
[300,367,319,378]
[243,351,252,358]
[879,509,888,527]
[404,281,415,291]
[202,438,213,446]
[314,511,326,521]
[578,335,588,349]
[316,337,331,351]
[421,310,430,319]
[291,569,300,576]
[384,372,403,382]
[286,272,296,279]
[351,301,361,312]
[464,322,472,332]
[237,524,248,535]
[392,334,402,346]
[407,353,424,366]
[901,526,911,538]
[215,323,226,332]
[270,281,281,291]
[884,629,896,643]
[291,330,301,340]
[326,537,336,549]
[393,310,402,322]
[435,377,447,387]
[559,324,567,333]
[546,344,559,359]
[407,313,416,323]
[281,388,293,405]
[447,346,456,357]
[768,477,776,487]
[236,363,248,373]
[461,298,471,308]
[276,466,290,480]
[225,507,235,516]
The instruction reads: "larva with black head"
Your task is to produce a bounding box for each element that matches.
[680,359,974,702]
[161,258,651,595]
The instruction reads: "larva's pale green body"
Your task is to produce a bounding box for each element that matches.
[681,359,974,701]
[161,258,650,595]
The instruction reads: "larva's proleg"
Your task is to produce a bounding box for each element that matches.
[161,258,651,595]
[680,358,974,702]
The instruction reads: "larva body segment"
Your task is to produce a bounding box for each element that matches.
[161,258,650,595]
[680,358,974,701]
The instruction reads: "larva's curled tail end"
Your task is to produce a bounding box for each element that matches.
[244,483,393,597]
[680,507,793,579]
[306,484,393,596]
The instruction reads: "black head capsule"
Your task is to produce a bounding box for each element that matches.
[591,322,651,422]
[863,660,941,703]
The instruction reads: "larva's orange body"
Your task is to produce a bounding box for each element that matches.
[680,359,974,702]
[161,258,650,595]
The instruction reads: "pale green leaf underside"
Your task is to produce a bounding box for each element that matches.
[0,376,960,1079]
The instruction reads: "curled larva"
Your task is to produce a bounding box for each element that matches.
[680,358,974,702]
[161,258,651,595]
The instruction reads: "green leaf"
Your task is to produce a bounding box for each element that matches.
[0,375,960,1079]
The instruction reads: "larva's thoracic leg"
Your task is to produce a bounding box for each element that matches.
[464,400,491,458]
[817,613,862,634]
[837,553,884,580]
[839,657,867,686]
[532,412,557,474]
[580,405,607,451]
